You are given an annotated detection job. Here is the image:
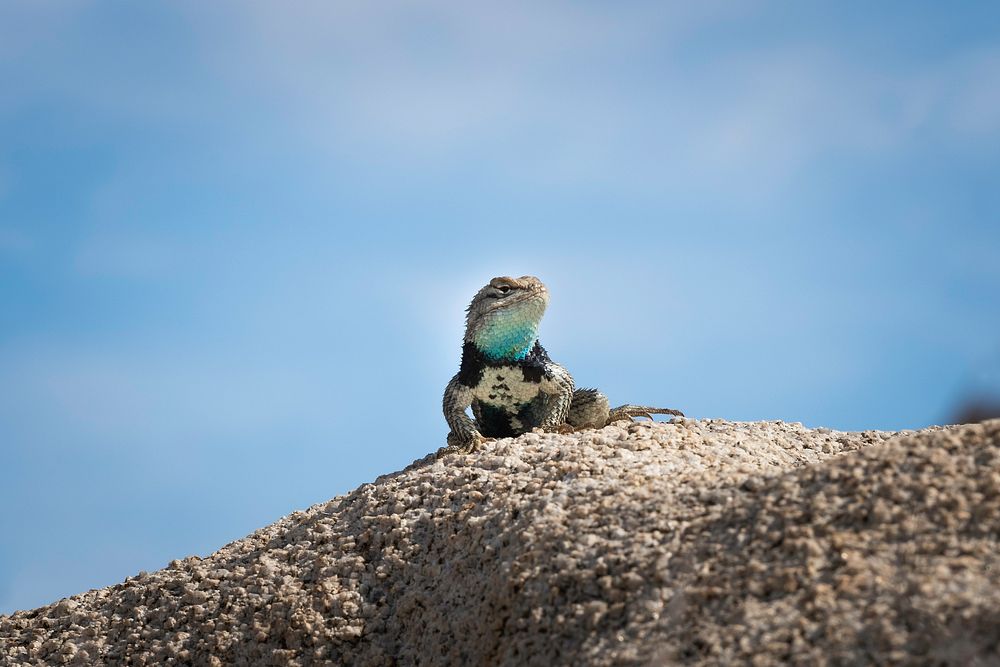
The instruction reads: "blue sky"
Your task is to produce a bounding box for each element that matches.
[2,1,999,614]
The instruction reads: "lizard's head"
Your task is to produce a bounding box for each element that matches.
[465,275,549,361]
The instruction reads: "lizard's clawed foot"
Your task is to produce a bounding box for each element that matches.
[445,431,494,454]
[607,405,684,424]
[534,424,576,435]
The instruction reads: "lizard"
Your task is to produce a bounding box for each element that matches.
[443,275,683,451]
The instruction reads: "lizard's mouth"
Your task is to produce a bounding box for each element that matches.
[485,291,546,315]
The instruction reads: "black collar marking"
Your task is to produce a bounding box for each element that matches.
[457,340,552,388]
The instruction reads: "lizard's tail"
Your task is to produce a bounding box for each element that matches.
[608,405,684,423]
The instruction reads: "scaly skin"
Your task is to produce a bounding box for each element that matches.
[443,276,683,452]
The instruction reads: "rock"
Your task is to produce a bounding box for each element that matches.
[2,419,998,665]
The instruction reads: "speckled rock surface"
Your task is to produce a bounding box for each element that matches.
[2,419,998,666]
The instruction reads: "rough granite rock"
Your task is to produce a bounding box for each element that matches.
[2,419,999,666]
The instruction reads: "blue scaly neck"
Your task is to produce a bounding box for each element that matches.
[473,320,540,362]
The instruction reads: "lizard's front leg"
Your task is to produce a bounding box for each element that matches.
[535,362,576,433]
[443,375,491,451]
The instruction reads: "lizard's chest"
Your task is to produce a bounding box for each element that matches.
[469,365,544,411]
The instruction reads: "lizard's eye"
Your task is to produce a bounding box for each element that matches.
[497,285,511,294]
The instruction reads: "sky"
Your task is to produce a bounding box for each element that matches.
[1,1,999,614]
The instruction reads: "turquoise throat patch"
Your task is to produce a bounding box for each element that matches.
[473,318,540,361]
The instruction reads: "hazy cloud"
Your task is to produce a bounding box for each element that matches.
[946,48,1000,136]
[2,2,996,198]
[0,227,31,253]
[165,3,994,199]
